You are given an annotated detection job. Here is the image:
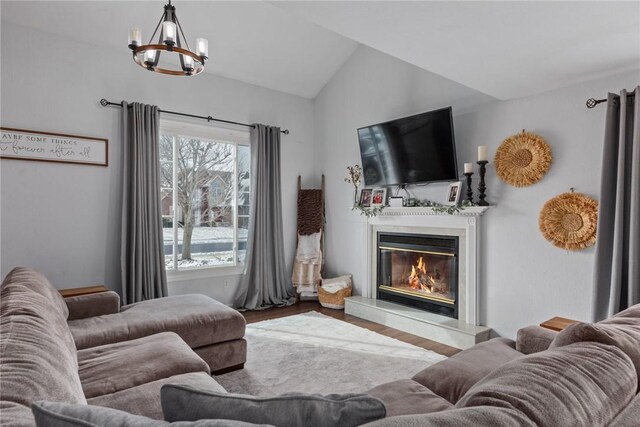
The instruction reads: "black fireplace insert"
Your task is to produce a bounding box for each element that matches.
[377,232,459,318]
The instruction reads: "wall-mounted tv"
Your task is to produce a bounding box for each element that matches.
[357,107,458,187]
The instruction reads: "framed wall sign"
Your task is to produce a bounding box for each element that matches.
[0,127,108,167]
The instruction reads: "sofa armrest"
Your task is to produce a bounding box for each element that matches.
[516,325,558,354]
[65,291,120,320]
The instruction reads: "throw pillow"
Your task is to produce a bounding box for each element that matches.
[411,337,522,403]
[31,401,272,427]
[161,385,386,427]
[549,321,640,383]
[457,342,637,426]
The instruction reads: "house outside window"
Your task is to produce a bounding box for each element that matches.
[160,120,250,273]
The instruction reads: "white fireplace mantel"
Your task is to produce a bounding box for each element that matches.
[345,206,493,349]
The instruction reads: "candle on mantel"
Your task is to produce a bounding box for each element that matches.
[464,163,473,173]
[478,145,488,162]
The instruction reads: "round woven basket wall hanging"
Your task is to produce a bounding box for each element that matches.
[494,131,552,187]
[538,192,598,250]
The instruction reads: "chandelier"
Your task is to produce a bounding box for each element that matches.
[127,0,208,76]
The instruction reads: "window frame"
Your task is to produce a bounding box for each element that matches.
[159,119,250,280]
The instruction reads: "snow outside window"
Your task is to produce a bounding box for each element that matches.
[160,120,250,271]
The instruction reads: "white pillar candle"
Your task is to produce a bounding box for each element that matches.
[464,163,473,173]
[478,145,488,162]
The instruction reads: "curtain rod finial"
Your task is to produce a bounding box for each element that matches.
[283,129,290,135]
[100,99,108,106]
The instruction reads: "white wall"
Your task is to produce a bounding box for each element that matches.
[314,44,640,338]
[312,45,494,297]
[0,22,315,304]
[455,68,639,337]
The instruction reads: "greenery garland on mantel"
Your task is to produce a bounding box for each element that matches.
[352,200,478,217]
[352,205,386,217]
[413,199,478,215]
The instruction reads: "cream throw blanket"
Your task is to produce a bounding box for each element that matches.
[292,232,322,292]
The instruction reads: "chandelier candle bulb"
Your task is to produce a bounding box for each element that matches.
[196,38,209,59]
[144,50,155,65]
[464,163,473,174]
[128,27,141,48]
[183,55,194,71]
[478,145,488,162]
[163,21,177,45]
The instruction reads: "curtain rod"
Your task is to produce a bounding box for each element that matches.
[99,98,290,134]
[586,92,636,109]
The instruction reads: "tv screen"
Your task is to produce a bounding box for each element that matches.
[357,107,458,186]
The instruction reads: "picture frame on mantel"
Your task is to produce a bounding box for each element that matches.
[359,188,373,207]
[445,181,462,206]
[0,127,108,167]
[371,188,387,207]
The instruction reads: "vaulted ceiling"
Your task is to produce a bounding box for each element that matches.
[2,1,638,100]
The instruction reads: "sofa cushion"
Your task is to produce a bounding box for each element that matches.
[367,379,453,417]
[607,303,640,321]
[2,267,69,319]
[194,339,247,373]
[66,291,121,321]
[609,392,640,427]
[411,338,522,403]
[78,332,210,398]
[457,342,637,426]
[550,321,640,383]
[87,372,226,420]
[161,384,387,427]
[69,294,245,350]
[31,401,273,427]
[360,407,536,427]
[516,325,558,354]
[1,268,86,426]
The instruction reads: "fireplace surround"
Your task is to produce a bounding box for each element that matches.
[344,206,492,349]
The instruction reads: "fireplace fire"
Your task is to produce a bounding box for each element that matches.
[377,232,458,318]
[407,256,448,294]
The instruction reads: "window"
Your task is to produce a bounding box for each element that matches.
[160,120,250,271]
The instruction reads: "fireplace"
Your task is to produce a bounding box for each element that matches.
[377,232,459,318]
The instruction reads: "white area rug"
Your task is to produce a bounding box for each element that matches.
[215,311,446,395]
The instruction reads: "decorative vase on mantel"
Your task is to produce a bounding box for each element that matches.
[344,164,363,208]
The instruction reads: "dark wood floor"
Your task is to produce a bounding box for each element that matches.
[241,301,460,357]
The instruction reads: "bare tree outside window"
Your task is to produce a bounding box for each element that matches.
[160,131,249,270]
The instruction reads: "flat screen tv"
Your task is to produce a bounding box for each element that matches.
[357,107,458,186]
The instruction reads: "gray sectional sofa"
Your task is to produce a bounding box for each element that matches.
[362,306,640,426]
[0,267,245,425]
[4,266,640,426]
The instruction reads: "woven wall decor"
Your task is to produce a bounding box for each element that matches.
[494,131,552,187]
[538,192,598,250]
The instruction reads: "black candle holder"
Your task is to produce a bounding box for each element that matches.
[477,160,489,206]
[464,172,474,203]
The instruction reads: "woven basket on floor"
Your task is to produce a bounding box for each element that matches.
[318,284,352,310]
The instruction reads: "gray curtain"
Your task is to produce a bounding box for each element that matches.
[593,87,640,320]
[121,102,168,304]
[234,124,295,310]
